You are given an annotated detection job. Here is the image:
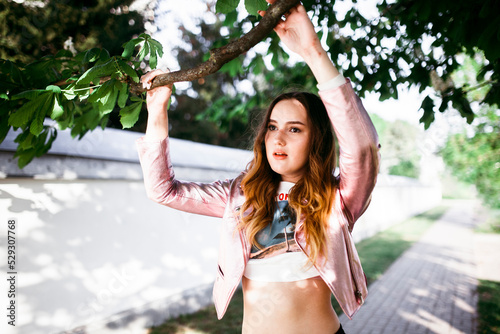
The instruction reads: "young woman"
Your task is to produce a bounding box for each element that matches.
[137,2,380,333]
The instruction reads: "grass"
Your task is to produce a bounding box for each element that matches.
[477,280,500,334]
[149,205,449,334]
[476,204,500,334]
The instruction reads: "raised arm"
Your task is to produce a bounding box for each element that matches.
[141,69,172,141]
[137,70,231,218]
[262,1,380,227]
[259,1,339,84]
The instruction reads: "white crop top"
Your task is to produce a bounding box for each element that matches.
[243,182,321,282]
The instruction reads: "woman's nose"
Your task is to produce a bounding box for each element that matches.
[274,130,285,146]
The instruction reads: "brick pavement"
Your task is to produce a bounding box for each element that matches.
[339,200,478,334]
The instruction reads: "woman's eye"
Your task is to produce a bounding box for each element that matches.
[290,127,301,133]
[268,125,277,131]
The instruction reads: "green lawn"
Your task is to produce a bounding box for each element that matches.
[477,279,500,334]
[149,205,449,334]
[476,206,500,334]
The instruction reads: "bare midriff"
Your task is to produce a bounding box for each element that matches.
[241,276,340,334]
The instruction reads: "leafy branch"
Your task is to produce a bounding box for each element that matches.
[0,0,298,169]
[0,33,162,168]
[129,0,300,94]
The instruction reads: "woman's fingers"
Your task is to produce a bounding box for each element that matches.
[141,69,169,90]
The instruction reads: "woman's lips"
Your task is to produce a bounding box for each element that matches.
[273,151,288,160]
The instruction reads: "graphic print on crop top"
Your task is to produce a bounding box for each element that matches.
[250,182,301,259]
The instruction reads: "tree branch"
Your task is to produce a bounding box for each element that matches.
[129,0,300,95]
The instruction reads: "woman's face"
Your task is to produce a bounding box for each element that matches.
[264,99,312,183]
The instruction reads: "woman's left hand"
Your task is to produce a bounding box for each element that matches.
[259,1,322,59]
[260,0,340,85]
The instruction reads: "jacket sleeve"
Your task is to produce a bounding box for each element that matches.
[319,79,380,230]
[136,136,230,218]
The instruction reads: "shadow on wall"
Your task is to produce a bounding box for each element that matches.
[0,179,221,334]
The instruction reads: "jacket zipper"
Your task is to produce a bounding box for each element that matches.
[341,219,365,305]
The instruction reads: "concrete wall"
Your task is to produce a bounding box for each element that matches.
[0,127,441,334]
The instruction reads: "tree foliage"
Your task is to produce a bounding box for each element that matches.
[167,21,253,148]
[1,0,500,169]
[369,115,421,179]
[441,106,500,208]
[203,0,500,130]
[0,0,144,63]
[440,53,500,209]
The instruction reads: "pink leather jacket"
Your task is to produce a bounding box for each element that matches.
[136,80,380,320]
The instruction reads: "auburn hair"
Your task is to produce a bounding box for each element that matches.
[239,91,337,267]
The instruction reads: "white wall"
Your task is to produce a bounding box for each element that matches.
[0,127,441,334]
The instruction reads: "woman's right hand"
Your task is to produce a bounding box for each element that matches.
[141,69,173,141]
[141,69,173,117]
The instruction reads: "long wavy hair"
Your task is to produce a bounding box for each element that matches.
[239,91,337,266]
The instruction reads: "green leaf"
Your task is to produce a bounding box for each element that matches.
[50,95,64,119]
[129,95,143,103]
[245,0,267,16]
[451,91,475,124]
[62,83,79,100]
[137,43,150,62]
[86,79,118,115]
[14,131,34,150]
[220,57,243,76]
[99,85,119,115]
[117,82,129,108]
[71,106,100,139]
[45,85,62,94]
[117,60,139,83]
[95,79,115,105]
[9,93,50,128]
[119,101,143,128]
[149,49,158,69]
[82,48,104,64]
[56,101,75,130]
[11,89,45,101]
[24,56,64,87]
[40,128,57,157]
[223,9,238,26]
[122,37,142,59]
[100,114,110,130]
[15,148,37,169]
[30,95,54,135]
[149,39,164,58]
[216,0,240,14]
[0,60,24,91]
[439,96,449,113]
[419,95,435,130]
[75,58,116,87]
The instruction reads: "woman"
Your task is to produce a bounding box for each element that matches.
[137,2,380,333]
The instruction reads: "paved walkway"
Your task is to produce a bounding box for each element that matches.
[339,200,479,334]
